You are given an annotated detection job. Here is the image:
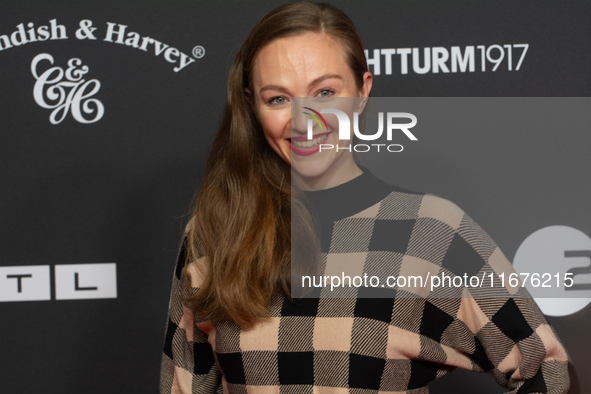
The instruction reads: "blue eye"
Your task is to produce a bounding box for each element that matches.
[318,89,334,97]
[270,97,286,105]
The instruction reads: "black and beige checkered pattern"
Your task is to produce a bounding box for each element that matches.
[160,170,569,393]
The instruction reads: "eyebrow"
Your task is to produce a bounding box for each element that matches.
[258,74,343,94]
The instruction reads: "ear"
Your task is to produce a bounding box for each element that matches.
[357,71,373,113]
[245,88,253,106]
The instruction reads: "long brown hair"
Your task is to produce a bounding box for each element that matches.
[185,1,369,329]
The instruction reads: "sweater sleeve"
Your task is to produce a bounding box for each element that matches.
[449,210,571,393]
[159,221,223,394]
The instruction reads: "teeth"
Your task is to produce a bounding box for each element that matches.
[291,134,328,148]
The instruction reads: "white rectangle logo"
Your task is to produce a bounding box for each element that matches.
[55,263,117,300]
[0,265,51,302]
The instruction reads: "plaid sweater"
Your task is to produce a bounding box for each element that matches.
[160,170,569,393]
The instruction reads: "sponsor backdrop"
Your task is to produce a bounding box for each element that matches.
[0,1,588,393]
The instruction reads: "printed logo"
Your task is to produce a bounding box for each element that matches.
[0,263,117,302]
[301,106,417,153]
[304,107,417,141]
[302,107,327,132]
[0,19,199,72]
[513,225,591,316]
[31,53,104,124]
[365,44,529,75]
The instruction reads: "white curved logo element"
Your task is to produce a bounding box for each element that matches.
[513,225,591,317]
[31,53,104,124]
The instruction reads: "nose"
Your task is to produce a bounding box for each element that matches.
[291,107,308,137]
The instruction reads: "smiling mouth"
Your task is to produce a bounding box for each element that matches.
[288,133,329,149]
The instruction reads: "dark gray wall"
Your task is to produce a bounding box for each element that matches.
[0,1,588,393]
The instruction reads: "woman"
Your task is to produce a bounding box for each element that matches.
[160,2,569,393]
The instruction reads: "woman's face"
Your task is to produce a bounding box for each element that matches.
[250,31,372,189]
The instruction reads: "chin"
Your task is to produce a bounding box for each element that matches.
[292,163,328,180]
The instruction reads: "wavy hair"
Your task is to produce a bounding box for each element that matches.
[185,1,369,329]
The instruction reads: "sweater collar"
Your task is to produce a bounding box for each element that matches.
[302,166,396,223]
